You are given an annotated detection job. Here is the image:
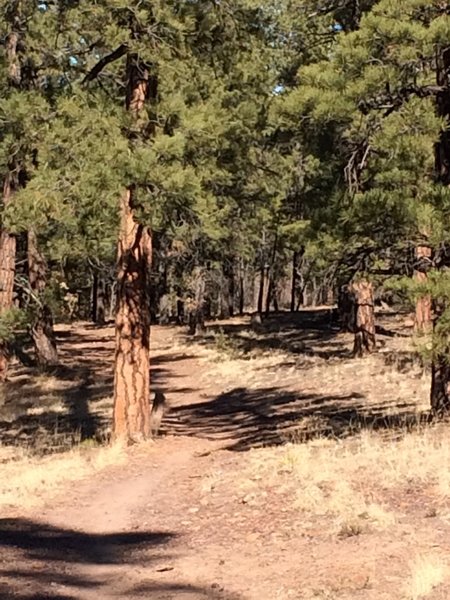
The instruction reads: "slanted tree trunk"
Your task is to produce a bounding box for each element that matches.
[257,264,265,315]
[414,245,432,333]
[113,54,153,442]
[27,229,58,368]
[351,280,376,357]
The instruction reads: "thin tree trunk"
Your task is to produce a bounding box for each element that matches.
[0,177,16,381]
[28,229,58,367]
[239,259,244,315]
[351,279,376,357]
[228,261,235,318]
[414,245,432,333]
[257,264,265,315]
[290,251,298,312]
[113,55,153,442]
[430,300,450,412]
[92,273,106,325]
[92,271,98,324]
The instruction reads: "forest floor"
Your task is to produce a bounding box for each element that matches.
[2,309,450,599]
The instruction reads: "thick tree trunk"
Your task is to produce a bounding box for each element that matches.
[430,47,450,411]
[28,229,58,368]
[113,189,152,441]
[414,245,432,333]
[113,54,153,442]
[351,280,376,357]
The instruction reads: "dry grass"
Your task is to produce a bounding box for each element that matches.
[0,440,127,511]
[406,554,446,599]
[211,423,450,539]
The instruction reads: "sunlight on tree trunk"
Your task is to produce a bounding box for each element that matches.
[113,55,153,442]
[351,279,375,357]
[0,177,16,381]
[113,189,152,441]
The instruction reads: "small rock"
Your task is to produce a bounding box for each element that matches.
[188,507,199,514]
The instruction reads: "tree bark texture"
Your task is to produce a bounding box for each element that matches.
[413,245,432,334]
[188,267,206,336]
[28,228,58,367]
[338,284,356,333]
[351,280,376,357]
[113,189,152,441]
[430,46,450,409]
[0,177,16,381]
[113,55,153,442]
[92,272,106,325]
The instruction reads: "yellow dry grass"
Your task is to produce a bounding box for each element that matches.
[216,422,450,540]
[405,554,446,599]
[0,441,127,511]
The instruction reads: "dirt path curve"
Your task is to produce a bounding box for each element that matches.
[1,324,248,600]
[3,434,244,600]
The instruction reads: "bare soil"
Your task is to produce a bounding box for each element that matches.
[1,310,450,599]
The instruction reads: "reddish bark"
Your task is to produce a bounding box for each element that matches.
[351,280,376,357]
[414,245,432,334]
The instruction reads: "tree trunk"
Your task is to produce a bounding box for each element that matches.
[338,284,356,333]
[430,300,450,412]
[290,251,298,312]
[238,259,244,315]
[188,267,206,336]
[113,189,152,441]
[113,54,153,442]
[414,245,432,333]
[92,271,98,323]
[0,177,17,381]
[351,280,376,357]
[28,229,58,368]
[228,262,235,318]
[257,264,265,315]
[430,47,450,411]
[430,356,450,413]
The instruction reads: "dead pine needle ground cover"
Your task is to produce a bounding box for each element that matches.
[1,313,450,599]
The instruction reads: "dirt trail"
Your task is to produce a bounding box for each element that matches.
[0,324,246,599]
[2,316,450,599]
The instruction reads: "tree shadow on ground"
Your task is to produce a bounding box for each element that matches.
[0,331,199,454]
[203,310,351,362]
[164,386,430,451]
[0,518,242,600]
[201,309,415,363]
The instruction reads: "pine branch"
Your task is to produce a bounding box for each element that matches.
[82,44,128,84]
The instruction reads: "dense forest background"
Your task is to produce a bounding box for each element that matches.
[2,0,450,441]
